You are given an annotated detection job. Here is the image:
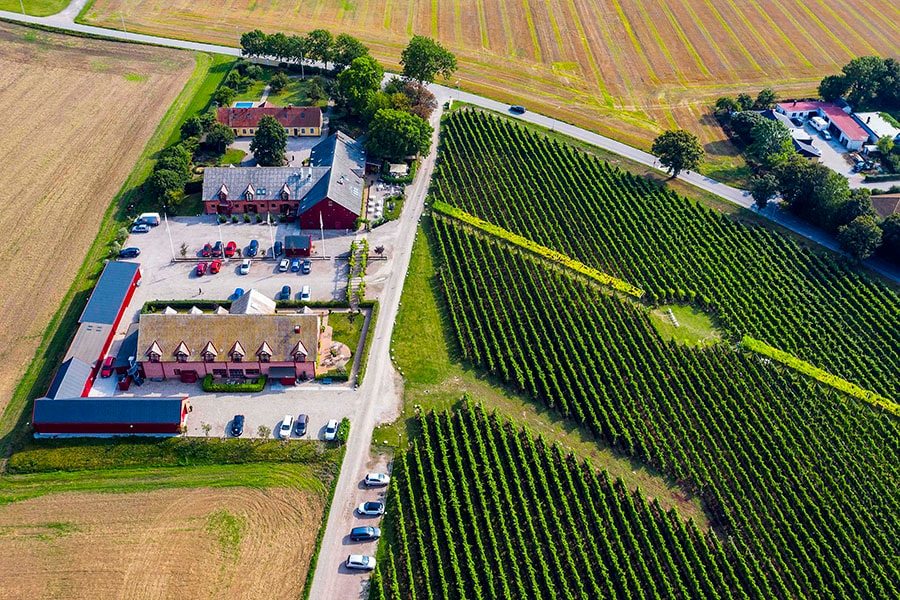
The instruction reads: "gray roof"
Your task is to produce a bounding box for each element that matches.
[33,397,186,425]
[229,289,276,315]
[202,132,366,218]
[80,261,140,325]
[114,325,140,369]
[46,357,93,399]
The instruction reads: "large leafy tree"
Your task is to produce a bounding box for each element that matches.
[240,29,267,58]
[333,34,369,71]
[841,56,888,107]
[401,35,457,88]
[838,215,882,262]
[749,172,779,209]
[747,119,793,167]
[250,115,287,166]
[880,213,900,261]
[775,154,850,229]
[337,55,384,117]
[729,111,766,146]
[365,109,433,161]
[754,87,778,109]
[651,129,704,177]
[204,122,236,154]
[306,29,335,69]
[818,74,848,102]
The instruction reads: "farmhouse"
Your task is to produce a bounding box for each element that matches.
[855,112,900,144]
[217,104,323,137]
[32,397,189,437]
[202,131,365,229]
[137,304,320,384]
[776,100,876,150]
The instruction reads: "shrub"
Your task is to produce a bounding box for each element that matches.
[202,374,267,392]
[336,417,351,444]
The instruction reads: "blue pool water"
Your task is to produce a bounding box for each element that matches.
[234,102,254,108]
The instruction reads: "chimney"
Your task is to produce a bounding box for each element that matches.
[792,100,796,106]
[867,116,871,124]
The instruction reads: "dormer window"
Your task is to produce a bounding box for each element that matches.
[281,183,290,201]
[245,183,255,201]
[291,340,308,363]
[217,183,228,202]
[174,341,191,363]
[146,341,162,363]
[230,341,245,363]
[201,341,218,363]
[257,341,273,363]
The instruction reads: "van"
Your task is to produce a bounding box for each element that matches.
[100,356,116,378]
[809,116,828,132]
[300,285,310,301]
[279,415,293,439]
[137,212,161,227]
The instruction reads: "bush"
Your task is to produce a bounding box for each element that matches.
[143,300,231,313]
[864,173,900,183]
[381,160,417,184]
[202,374,267,392]
[336,417,351,444]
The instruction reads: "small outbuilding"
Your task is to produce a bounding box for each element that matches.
[285,235,313,257]
[32,397,189,437]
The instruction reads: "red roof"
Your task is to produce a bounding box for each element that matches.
[217,105,323,130]
[819,106,868,141]
[776,101,829,113]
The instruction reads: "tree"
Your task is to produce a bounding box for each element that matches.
[736,93,754,111]
[401,35,457,88]
[749,172,779,209]
[333,34,369,71]
[776,156,850,230]
[365,109,433,160]
[214,86,236,108]
[754,87,778,109]
[714,96,738,115]
[876,135,895,156]
[818,74,848,101]
[746,119,793,167]
[269,71,289,93]
[306,29,335,69]
[880,213,900,261]
[145,169,186,204]
[834,188,874,228]
[240,29,268,58]
[837,215,882,262]
[257,424,271,439]
[307,77,326,102]
[250,115,287,166]
[204,122,236,154]
[337,55,384,117]
[180,116,203,140]
[729,111,766,146]
[651,129,704,177]
[841,56,887,107]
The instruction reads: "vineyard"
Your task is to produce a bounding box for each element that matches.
[432,109,900,399]
[371,216,900,597]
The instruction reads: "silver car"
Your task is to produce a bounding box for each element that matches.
[346,555,377,571]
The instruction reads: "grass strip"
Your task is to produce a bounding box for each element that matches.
[742,336,898,415]
[431,201,645,298]
[301,444,347,600]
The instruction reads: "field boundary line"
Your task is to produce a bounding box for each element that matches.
[607,0,659,84]
[788,0,855,59]
[632,0,686,85]
[519,0,542,62]
[742,336,899,415]
[430,201,645,298]
[654,0,709,78]
[741,0,812,69]
[698,0,763,74]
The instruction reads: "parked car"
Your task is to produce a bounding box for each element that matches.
[273,241,283,256]
[196,262,207,276]
[247,239,259,257]
[230,415,245,437]
[324,419,338,441]
[211,241,223,257]
[290,258,302,272]
[294,413,309,436]
[790,117,804,128]
[279,258,290,272]
[821,130,833,141]
[301,259,311,274]
[509,105,526,114]
[200,243,212,257]
[100,356,116,378]
[209,260,222,274]
[345,555,377,571]
[131,223,151,233]
[239,259,251,275]
[357,501,385,516]
[118,247,140,258]
[349,526,381,542]
[280,285,292,300]
[364,473,390,487]
[224,241,237,257]
[232,287,245,299]
[279,414,294,439]
[300,285,311,301]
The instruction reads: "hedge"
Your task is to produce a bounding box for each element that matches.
[431,201,645,298]
[202,374,267,392]
[336,417,351,444]
[742,336,899,416]
[864,173,900,183]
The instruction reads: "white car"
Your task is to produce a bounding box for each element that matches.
[131,223,151,233]
[357,501,385,516]
[364,473,390,487]
[346,555,377,571]
[278,258,289,272]
[239,258,251,275]
[324,419,338,441]
[279,414,293,439]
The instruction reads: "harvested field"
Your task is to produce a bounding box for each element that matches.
[0,23,194,418]
[82,0,900,155]
[0,486,323,599]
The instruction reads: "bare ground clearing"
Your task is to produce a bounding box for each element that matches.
[0,22,194,417]
[0,486,324,599]
[82,0,900,159]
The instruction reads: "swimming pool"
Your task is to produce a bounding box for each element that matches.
[234,102,254,108]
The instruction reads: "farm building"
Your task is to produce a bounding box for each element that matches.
[217,103,322,137]
[870,194,900,219]
[202,131,365,229]
[137,310,320,384]
[819,105,869,150]
[854,113,900,144]
[775,100,850,119]
[32,396,189,437]
[285,235,313,257]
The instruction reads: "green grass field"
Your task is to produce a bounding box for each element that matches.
[232,70,327,109]
[0,0,67,16]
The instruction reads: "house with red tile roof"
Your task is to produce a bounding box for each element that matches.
[217,103,323,137]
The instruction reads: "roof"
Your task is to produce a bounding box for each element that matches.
[854,112,900,141]
[760,109,795,129]
[285,235,312,250]
[871,194,900,219]
[114,325,140,369]
[792,138,821,158]
[33,397,186,425]
[46,358,93,399]
[776,101,831,113]
[79,261,140,325]
[137,313,320,363]
[820,106,869,141]
[216,105,323,130]
[305,132,366,215]
[269,366,297,378]
[203,166,331,203]
[229,289,276,315]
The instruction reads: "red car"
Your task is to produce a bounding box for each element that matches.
[209,260,222,274]
[100,356,115,378]
[224,241,237,257]
[200,243,212,257]
[196,261,207,276]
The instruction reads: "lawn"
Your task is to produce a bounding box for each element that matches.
[328,310,365,356]
[376,220,708,525]
[647,304,722,347]
[233,69,328,108]
[0,0,67,16]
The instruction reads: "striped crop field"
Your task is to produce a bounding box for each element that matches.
[81,0,900,154]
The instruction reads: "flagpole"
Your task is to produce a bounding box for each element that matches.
[319,211,326,259]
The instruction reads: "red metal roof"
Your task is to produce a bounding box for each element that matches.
[819,106,869,141]
[776,101,829,113]
[217,105,323,130]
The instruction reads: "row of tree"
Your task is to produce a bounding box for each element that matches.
[819,56,900,110]
[240,29,368,72]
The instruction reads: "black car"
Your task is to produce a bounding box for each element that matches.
[273,241,283,257]
[349,526,381,542]
[281,285,292,300]
[247,239,259,257]
[230,415,245,437]
[294,413,309,436]
[118,247,141,258]
[509,105,526,114]
[212,241,223,257]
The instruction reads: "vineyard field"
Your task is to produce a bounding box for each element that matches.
[432,109,900,399]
